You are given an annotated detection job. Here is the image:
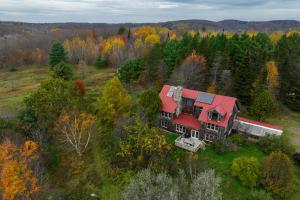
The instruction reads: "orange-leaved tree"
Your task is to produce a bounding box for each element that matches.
[0,139,39,200]
[56,110,96,156]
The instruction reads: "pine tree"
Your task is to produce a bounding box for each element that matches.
[52,62,74,80]
[49,42,68,67]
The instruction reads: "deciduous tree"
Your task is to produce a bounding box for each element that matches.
[56,110,96,156]
[0,139,40,200]
[261,151,294,197]
[95,77,131,125]
[231,156,260,187]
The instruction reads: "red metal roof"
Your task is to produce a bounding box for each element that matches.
[159,85,237,128]
[173,113,201,129]
[159,85,177,113]
[236,116,283,131]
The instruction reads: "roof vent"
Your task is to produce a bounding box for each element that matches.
[196,92,215,104]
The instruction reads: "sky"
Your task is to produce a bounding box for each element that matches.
[1,0,300,23]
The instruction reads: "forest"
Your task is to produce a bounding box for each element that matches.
[1,25,300,200]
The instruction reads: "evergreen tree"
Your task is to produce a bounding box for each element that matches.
[48,42,68,67]
[277,33,300,110]
[163,40,183,77]
[118,58,144,83]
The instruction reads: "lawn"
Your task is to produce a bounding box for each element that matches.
[0,65,116,118]
[166,132,300,200]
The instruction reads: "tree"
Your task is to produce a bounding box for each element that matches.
[52,62,74,80]
[49,42,68,67]
[190,169,222,200]
[118,26,126,35]
[138,88,162,126]
[56,110,96,156]
[24,78,80,129]
[266,61,279,97]
[163,40,183,77]
[249,90,278,121]
[117,58,144,83]
[245,190,273,200]
[258,135,294,156]
[0,139,40,200]
[118,118,171,170]
[285,79,300,112]
[94,56,106,69]
[95,77,131,125]
[101,36,126,67]
[122,169,178,200]
[231,156,260,187]
[261,151,294,197]
[170,52,208,90]
[277,34,300,110]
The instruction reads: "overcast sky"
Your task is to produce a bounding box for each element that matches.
[1,0,300,23]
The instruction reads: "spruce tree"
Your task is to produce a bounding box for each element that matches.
[49,42,68,67]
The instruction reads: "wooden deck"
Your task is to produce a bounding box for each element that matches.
[175,134,206,152]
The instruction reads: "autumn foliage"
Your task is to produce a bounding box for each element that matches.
[0,139,39,200]
[56,110,96,156]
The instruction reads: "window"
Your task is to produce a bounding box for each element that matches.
[161,111,172,119]
[191,130,199,138]
[205,133,216,141]
[176,124,186,133]
[161,120,168,128]
[207,123,219,132]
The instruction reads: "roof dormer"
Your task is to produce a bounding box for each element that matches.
[208,105,226,122]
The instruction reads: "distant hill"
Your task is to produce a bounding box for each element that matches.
[1,19,300,37]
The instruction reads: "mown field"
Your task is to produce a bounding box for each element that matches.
[0,65,116,118]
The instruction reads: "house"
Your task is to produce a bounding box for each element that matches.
[158,85,283,152]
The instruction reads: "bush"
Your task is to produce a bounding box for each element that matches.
[261,151,294,197]
[94,56,106,69]
[231,156,260,187]
[9,67,17,72]
[212,138,236,154]
[245,190,273,200]
[118,58,144,83]
[230,134,250,146]
[258,135,295,156]
[52,62,74,80]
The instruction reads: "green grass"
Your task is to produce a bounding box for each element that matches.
[0,65,116,117]
[166,132,300,199]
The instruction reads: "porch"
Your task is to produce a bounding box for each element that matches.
[175,134,206,152]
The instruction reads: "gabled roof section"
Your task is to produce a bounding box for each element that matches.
[159,85,177,113]
[210,105,227,116]
[159,85,237,127]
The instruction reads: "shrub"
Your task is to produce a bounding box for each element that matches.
[230,134,250,146]
[212,138,235,154]
[258,135,295,156]
[52,62,74,80]
[261,151,294,197]
[94,56,106,69]
[9,67,17,72]
[231,156,260,187]
[245,190,273,200]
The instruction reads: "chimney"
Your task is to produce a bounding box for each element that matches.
[174,86,183,117]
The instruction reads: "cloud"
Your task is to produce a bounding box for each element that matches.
[0,0,300,23]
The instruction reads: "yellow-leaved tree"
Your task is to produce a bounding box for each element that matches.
[56,111,96,156]
[266,61,279,96]
[0,139,39,200]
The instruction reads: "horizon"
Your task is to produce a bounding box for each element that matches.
[1,0,300,23]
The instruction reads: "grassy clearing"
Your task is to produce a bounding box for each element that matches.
[266,109,300,152]
[166,133,300,200]
[0,65,116,117]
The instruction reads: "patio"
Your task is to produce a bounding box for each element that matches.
[175,134,206,152]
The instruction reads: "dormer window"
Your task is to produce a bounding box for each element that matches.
[208,111,221,121]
